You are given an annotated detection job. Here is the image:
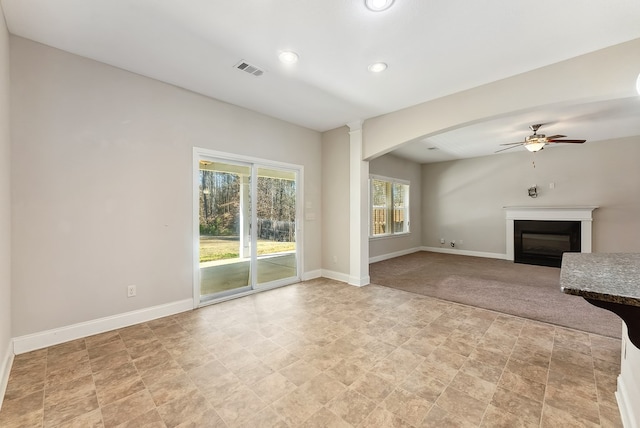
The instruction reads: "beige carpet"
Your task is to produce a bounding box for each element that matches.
[370,251,622,338]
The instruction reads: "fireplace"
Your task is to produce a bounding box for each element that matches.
[504,206,597,265]
[514,220,581,267]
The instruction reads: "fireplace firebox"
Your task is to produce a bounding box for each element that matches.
[514,220,581,267]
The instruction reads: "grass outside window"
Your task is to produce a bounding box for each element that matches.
[200,236,295,263]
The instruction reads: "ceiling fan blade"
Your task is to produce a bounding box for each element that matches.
[547,139,586,144]
[495,145,523,153]
[499,142,525,146]
[545,134,566,140]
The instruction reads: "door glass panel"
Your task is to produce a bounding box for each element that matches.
[199,160,252,300]
[255,167,297,285]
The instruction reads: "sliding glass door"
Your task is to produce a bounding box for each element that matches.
[195,151,300,304]
[198,160,253,298]
[255,167,297,285]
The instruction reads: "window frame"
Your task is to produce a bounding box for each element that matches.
[369,174,410,239]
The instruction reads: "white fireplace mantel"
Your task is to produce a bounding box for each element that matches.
[504,206,598,261]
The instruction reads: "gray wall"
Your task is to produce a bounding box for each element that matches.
[0,4,12,384]
[321,126,350,276]
[421,136,640,254]
[10,37,322,337]
[369,154,422,259]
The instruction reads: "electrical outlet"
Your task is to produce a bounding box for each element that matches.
[127,285,136,297]
[450,240,455,248]
[459,240,463,245]
[440,238,445,244]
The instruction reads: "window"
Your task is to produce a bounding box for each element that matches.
[370,175,410,237]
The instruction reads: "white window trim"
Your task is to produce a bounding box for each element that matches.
[369,174,410,239]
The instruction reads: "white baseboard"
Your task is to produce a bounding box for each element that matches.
[12,299,193,355]
[302,269,322,281]
[420,246,508,260]
[322,248,506,286]
[369,247,421,264]
[321,269,351,284]
[322,270,373,286]
[348,275,370,287]
[0,340,14,411]
[320,271,375,287]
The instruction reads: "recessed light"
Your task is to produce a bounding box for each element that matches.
[365,0,394,11]
[368,62,388,73]
[278,51,299,64]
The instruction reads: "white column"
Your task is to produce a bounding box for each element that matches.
[348,121,370,286]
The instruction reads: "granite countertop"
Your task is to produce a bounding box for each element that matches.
[560,253,640,308]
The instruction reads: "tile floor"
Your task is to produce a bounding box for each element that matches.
[0,279,623,427]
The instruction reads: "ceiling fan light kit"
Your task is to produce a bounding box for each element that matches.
[525,141,546,152]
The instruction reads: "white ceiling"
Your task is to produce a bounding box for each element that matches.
[2,0,640,163]
[394,97,640,163]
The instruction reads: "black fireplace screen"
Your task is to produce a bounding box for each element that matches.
[514,220,581,267]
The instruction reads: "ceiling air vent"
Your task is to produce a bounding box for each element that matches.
[234,60,265,77]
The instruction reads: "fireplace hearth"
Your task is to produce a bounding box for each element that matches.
[514,220,581,267]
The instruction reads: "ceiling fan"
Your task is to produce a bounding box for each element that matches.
[496,124,586,153]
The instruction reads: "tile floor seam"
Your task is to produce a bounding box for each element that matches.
[423,313,478,427]
[124,327,189,427]
[587,334,607,428]
[476,325,511,428]
[86,349,105,427]
[534,326,553,427]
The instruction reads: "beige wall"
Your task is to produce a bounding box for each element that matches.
[369,154,422,259]
[421,136,640,255]
[321,126,350,276]
[0,4,12,376]
[10,37,322,337]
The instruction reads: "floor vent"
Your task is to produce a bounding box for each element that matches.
[234,60,265,77]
